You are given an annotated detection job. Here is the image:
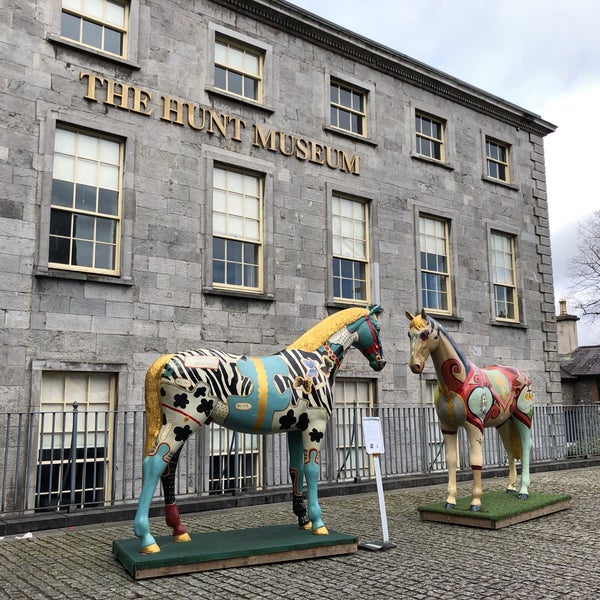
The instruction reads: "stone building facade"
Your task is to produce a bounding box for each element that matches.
[2,0,560,420]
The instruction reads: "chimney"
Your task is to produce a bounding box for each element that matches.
[556,299,580,355]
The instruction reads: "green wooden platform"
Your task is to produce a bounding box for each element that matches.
[418,491,571,529]
[113,524,358,579]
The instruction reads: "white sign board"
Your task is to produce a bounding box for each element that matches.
[362,417,385,455]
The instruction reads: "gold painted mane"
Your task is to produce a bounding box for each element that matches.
[287,307,370,351]
[410,314,427,329]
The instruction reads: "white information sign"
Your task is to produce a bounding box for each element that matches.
[362,417,385,455]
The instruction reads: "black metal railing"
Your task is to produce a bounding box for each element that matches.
[2,404,599,517]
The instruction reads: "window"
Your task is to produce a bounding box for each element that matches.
[61,0,127,57]
[486,138,510,182]
[330,81,366,136]
[419,216,451,313]
[49,127,122,275]
[214,37,263,102]
[37,371,116,510]
[212,166,263,291]
[333,380,374,481]
[208,426,261,494]
[415,113,444,161]
[490,232,518,320]
[332,195,369,303]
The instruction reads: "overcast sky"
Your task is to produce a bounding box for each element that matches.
[291,0,600,344]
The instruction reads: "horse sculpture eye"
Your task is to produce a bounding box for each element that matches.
[420,330,430,341]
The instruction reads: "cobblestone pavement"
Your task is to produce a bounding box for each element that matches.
[1,467,599,599]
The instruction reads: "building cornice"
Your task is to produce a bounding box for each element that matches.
[211,0,557,137]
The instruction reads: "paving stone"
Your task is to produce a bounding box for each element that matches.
[0,467,599,599]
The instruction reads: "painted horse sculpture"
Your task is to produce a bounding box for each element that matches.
[405,309,534,511]
[134,306,386,553]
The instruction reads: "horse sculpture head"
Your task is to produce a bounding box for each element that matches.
[405,308,440,374]
[349,304,386,371]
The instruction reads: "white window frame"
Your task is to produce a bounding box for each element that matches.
[490,231,519,322]
[329,79,367,137]
[333,379,375,481]
[211,164,264,293]
[485,137,511,183]
[36,369,117,510]
[48,0,140,66]
[332,194,370,305]
[415,112,445,162]
[48,125,123,276]
[419,215,452,314]
[206,24,274,110]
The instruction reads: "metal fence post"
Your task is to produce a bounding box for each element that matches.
[69,401,79,509]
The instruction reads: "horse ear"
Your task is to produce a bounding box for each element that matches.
[420,308,428,320]
[405,310,415,321]
[369,304,382,315]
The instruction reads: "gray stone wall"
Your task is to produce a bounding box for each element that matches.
[0,0,561,413]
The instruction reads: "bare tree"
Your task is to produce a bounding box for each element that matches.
[568,209,600,319]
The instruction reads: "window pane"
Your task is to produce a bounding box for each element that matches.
[340,87,352,108]
[98,189,118,215]
[75,184,97,212]
[53,154,76,181]
[214,66,227,89]
[228,240,243,262]
[96,217,115,243]
[73,214,95,240]
[213,237,225,259]
[228,71,243,95]
[104,28,122,55]
[228,46,245,71]
[106,1,125,27]
[61,12,80,41]
[50,209,72,237]
[52,179,74,207]
[244,77,257,100]
[95,243,114,270]
[77,159,98,187]
[78,135,98,160]
[99,163,119,190]
[49,236,70,264]
[72,239,94,267]
[82,19,103,49]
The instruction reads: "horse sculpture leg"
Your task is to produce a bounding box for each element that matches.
[513,417,533,499]
[161,447,192,542]
[497,421,520,493]
[464,423,484,511]
[298,423,329,535]
[287,431,310,529]
[442,431,459,508]
[133,442,172,554]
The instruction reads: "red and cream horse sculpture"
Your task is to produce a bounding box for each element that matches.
[406,309,534,510]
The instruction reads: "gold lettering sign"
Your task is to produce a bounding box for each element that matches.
[79,71,360,175]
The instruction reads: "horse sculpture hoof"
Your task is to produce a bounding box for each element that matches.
[173,532,192,543]
[140,542,161,554]
[517,493,529,500]
[445,502,455,510]
[470,504,481,512]
[300,522,312,530]
[312,526,329,535]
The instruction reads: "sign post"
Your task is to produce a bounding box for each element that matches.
[358,417,396,551]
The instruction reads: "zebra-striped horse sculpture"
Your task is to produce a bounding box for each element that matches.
[134,306,386,553]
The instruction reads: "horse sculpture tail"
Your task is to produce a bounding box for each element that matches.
[143,354,174,457]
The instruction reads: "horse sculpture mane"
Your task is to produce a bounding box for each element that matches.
[287,307,370,351]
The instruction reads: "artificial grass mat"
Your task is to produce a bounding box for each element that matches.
[418,490,571,521]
